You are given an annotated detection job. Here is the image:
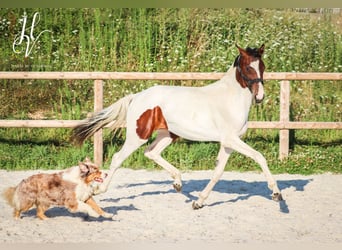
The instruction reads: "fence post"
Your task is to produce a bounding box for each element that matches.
[94,80,103,166]
[279,80,290,160]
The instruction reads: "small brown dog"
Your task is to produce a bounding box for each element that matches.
[3,157,113,220]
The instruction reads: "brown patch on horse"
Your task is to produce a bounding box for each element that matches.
[136,106,168,139]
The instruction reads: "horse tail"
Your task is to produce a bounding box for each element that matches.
[71,94,135,146]
[2,187,16,208]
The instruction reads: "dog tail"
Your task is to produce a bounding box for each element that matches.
[71,94,135,146]
[2,187,16,207]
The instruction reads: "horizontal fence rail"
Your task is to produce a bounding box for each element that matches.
[0,71,341,165]
[0,120,341,129]
[0,71,341,80]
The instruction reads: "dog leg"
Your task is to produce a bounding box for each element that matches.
[85,197,114,219]
[36,205,48,220]
[14,202,34,219]
[72,201,100,218]
[13,209,21,219]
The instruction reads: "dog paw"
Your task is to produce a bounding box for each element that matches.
[92,185,108,195]
[102,212,114,219]
[88,213,100,218]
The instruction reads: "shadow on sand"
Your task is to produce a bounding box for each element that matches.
[20,202,139,222]
[20,176,311,219]
[102,177,312,214]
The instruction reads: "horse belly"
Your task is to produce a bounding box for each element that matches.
[168,121,221,142]
[159,102,220,140]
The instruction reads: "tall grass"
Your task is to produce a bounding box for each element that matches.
[0,9,341,172]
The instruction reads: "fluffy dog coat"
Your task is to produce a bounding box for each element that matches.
[3,157,113,220]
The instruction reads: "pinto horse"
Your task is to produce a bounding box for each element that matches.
[72,44,283,209]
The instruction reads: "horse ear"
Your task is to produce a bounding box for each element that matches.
[258,44,265,55]
[236,44,248,57]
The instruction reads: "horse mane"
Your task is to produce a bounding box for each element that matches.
[233,46,261,67]
[246,47,262,58]
[233,55,240,67]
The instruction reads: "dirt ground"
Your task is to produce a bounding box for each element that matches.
[0,168,341,244]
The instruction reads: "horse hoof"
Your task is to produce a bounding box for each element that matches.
[272,192,283,201]
[173,183,182,192]
[192,201,203,210]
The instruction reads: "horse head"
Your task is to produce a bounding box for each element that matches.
[234,44,265,103]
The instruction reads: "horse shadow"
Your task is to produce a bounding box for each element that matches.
[102,177,312,214]
[182,178,312,213]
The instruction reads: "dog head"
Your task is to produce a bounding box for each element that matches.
[78,157,107,186]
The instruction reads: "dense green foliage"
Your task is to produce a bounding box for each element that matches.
[0,9,341,173]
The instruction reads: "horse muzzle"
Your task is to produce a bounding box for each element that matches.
[251,81,264,104]
[255,95,264,104]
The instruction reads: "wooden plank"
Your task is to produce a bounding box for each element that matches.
[265,72,342,80]
[0,71,341,80]
[0,120,82,128]
[248,121,342,129]
[0,120,341,129]
[279,130,290,160]
[93,80,103,167]
[279,80,290,160]
[0,72,225,80]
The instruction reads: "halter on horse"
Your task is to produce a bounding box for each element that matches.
[72,44,283,209]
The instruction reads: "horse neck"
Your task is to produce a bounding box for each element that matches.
[220,66,254,117]
[224,65,253,99]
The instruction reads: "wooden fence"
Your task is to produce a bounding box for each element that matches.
[0,72,341,166]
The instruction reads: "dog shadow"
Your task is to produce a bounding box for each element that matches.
[21,207,87,220]
[102,178,312,214]
[21,204,139,222]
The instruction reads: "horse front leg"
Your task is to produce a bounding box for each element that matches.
[228,137,283,201]
[192,145,232,209]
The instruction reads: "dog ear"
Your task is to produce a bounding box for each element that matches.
[78,162,89,174]
[83,156,91,163]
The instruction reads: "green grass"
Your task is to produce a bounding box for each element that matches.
[1,128,341,174]
[0,8,341,173]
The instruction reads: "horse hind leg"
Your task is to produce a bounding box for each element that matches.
[94,132,147,195]
[144,129,182,192]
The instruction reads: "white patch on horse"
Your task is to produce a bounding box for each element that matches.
[250,60,260,78]
[250,60,264,101]
[256,81,264,101]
